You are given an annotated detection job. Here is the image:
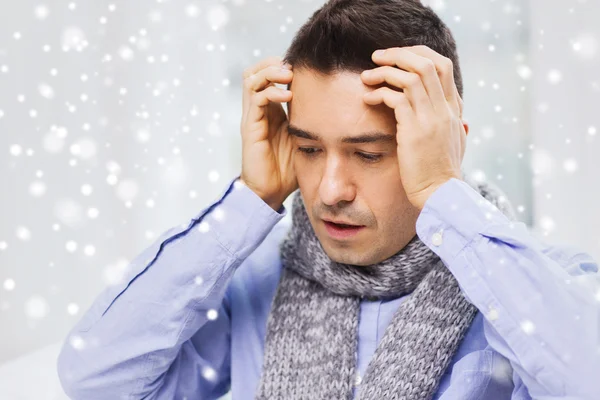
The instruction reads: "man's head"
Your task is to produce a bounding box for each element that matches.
[283,0,465,266]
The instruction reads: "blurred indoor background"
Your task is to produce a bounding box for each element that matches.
[1,0,599,398]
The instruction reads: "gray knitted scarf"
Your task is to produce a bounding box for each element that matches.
[256,171,517,400]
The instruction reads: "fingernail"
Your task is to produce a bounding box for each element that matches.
[374,49,386,57]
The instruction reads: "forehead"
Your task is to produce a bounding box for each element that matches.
[288,68,396,141]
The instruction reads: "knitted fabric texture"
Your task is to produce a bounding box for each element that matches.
[255,172,517,400]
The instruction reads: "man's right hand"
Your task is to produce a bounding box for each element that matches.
[239,56,298,211]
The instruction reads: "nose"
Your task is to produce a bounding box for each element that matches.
[318,154,356,207]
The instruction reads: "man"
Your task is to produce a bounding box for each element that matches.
[57,0,600,399]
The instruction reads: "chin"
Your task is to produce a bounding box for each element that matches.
[322,246,374,267]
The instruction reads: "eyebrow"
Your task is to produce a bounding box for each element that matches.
[287,124,395,144]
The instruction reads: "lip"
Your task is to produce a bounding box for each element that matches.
[322,218,359,226]
[323,220,365,240]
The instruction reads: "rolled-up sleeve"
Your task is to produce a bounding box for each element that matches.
[416,178,600,400]
[56,176,287,400]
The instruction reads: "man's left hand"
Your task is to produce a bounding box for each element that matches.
[361,45,468,212]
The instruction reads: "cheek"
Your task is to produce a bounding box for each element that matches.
[294,154,320,184]
[367,185,411,225]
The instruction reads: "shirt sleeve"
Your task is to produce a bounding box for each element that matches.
[56,175,287,400]
[415,177,600,400]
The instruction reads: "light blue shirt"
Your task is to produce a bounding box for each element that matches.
[57,175,600,400]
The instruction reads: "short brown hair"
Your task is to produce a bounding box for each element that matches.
[283,0,464,98]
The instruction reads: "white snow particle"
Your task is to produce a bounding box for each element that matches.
[207,309,218,320]
[213,207,225,221]
[119,46,134,61]
[539,216,556,233]
[3,279,16,291]
[185,4,200,18]
[29,181,47,197]
[67,303,80,315]
[61,26,87,52]
[10,144,22,156]
[563,158,578,173]
[81,184,93,196]
[66,240,78,253]
[521,320,536,335]
[70,138,97,159]
[207,4,230,30]
[572,34,597,59]
[34,5,50,20]
[116,180,139,202]
[16,226,32,241]
[202,366,217,381]
[38,83,55,99]
[208,170,220,183]
[517,65,532,80]
[136,128,150,143]
[25,295,49,319]
[69,335,86,350]
[87,207,99,219]
[547,69,562,85]
[83,244,95,256]
[197,221,210,233]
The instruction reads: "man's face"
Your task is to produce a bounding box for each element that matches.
[288,68,422,266]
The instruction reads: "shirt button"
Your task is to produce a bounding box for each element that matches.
[353,373,362,386]
[432,229,444,246]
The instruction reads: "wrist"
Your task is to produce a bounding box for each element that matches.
[238,177,284,212]
[409,176,459,212]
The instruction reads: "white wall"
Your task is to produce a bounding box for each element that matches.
[0,1,598,398]
[528,0,600,261]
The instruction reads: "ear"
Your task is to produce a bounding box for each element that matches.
[462,120,469,136]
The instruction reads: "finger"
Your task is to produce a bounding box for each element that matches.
[361,65,433,115]
[371,47,448,114]
[402,45,460,117]
[241,56,288,113]
[242,65,292,124]
[363,87,417,131]
[242,56,283,79]
[245,65,293,93]
[247,86,292,127]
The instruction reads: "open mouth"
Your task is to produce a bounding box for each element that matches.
[328,222,358,229]
[323,220,365,239]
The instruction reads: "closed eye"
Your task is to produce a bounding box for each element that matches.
[297,147,383,163]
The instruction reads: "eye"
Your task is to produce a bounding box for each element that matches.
[298,147,321,156]
[357,152,383,162]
